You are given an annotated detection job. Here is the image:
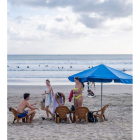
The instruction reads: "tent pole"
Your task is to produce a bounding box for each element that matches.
[101,80,103,109]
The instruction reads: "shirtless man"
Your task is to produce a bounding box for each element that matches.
[17,93,39,123]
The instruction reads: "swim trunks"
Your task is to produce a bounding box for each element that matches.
[18,110,28,118]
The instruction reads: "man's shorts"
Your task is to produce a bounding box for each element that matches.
[18,110,28,118]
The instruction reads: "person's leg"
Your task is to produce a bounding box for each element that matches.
[77,96,83,107]
[47,110,49,118]
[90,82,93,88]
[27,110,36,122]
[74,98,78,109]
[77,96,84,122]
[94,82,95,88]
[24,110,31,122]
[45,106,54,121]
[73,98,78,123]
[45,106,49,119]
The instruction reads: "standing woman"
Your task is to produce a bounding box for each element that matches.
[73,77,84,109]
[42,79,54,120]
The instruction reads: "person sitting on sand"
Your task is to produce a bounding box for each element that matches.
[17,93,39,123]
[87,89,94,96]
[72,77,84,109]
[53,92,65,115]
[42,79,54,121]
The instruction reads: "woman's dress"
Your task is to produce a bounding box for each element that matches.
[45,86,52,107]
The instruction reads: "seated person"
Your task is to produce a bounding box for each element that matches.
[17,93,39,123]
[87,89,94,96]
[53,92,65,115]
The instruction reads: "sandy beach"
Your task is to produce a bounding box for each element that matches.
[7,85,132,140]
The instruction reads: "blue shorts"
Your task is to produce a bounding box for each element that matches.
[18,110,28,118]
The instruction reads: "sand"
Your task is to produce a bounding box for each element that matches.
[7,85,132,140]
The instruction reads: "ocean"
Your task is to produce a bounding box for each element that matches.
[7,54,132,85]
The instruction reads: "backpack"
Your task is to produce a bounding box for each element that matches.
[70,105,75,111]
[88,112,95,122]
[88,112,98,122]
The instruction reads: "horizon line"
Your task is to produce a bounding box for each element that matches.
[7,54,133,55]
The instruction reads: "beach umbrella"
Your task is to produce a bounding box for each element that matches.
[68,64,133,108]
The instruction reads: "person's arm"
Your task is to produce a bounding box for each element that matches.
[72,84,77,94]
[62,93,65,105]
[52,87,54,97]
[42,86,52,95]
[31,103,37,106]
[72,89,75,94]
[26,102,39,110]
[55,95,61,106]
[74,84,83,93]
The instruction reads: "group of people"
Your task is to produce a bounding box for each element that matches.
[16,76,84,123]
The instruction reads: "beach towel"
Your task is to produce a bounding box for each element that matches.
[45,86,52,107]
[68,90,74,102]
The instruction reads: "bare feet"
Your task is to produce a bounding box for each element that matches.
[46,118,50,121]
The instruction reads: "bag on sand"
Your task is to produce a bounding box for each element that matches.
[70,105,75,111]
[41,101,45,110]
[88,111,96,122]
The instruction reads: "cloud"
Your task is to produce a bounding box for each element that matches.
[8,0,132,29]
[7,9,10,15]
[7,0,132,54]
[121,26,132,31]
[55,18,63,22]
[50,27,87,39]
[73,0,132,18]
[103,15,132,32]
[37,24,47,31]
[15,16,29,23]
[8,27,43,41]
[78,14,105,29]
[8,0,132,19]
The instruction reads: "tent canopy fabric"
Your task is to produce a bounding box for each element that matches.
[68,64,133,84]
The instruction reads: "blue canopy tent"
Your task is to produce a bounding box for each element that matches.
[68,64,133,108]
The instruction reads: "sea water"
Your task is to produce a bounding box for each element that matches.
[7,54,132,85]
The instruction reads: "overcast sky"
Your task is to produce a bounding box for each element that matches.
[7,0,132,54]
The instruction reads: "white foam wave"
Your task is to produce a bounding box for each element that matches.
[7,60,132,65]
[7,64,132,71]
[7,70,133,78]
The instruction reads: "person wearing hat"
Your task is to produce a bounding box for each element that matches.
[52,92,65,115]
